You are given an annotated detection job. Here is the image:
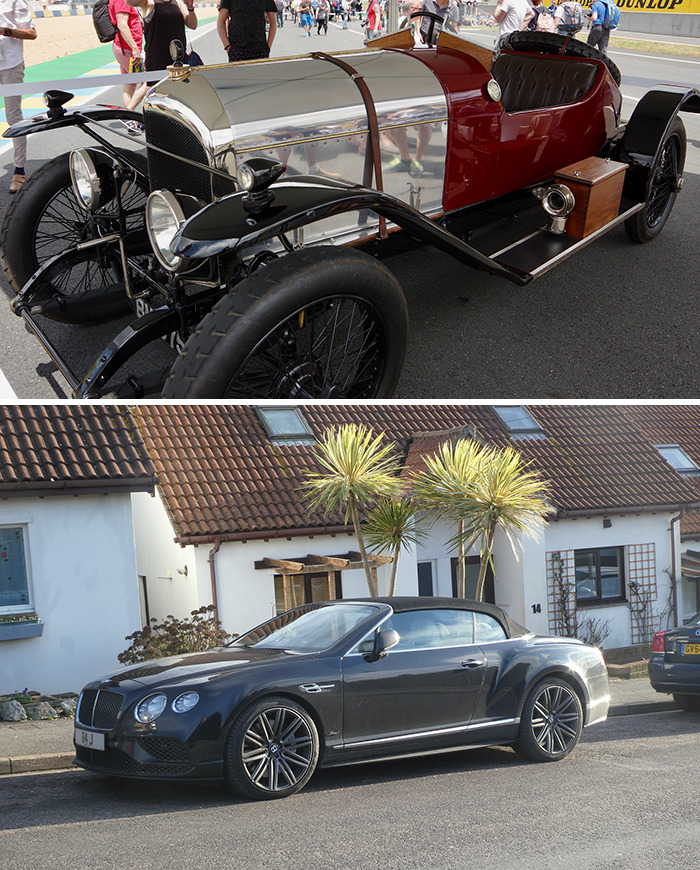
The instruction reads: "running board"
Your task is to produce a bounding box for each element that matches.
[490,203,644,279]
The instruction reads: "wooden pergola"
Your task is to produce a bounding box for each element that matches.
[255,552,393,611]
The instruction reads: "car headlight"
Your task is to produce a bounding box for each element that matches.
[172,692,199,713]
[146,190,204,272]
[146,190,186,272]
[69,148,120,212]
[135,693,168,723]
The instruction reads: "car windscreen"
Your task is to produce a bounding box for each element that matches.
[233,604,379,653]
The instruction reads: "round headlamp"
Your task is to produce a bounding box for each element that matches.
[135,693,168,723]
[236,157,286,193]
[146,190,189,272]
[172,692,199,713]
[69,148,120,212]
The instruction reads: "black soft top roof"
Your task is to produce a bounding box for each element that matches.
[348,596,531,639]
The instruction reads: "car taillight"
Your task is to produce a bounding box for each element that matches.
[652,631,667,652]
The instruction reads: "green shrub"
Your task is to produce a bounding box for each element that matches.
[118,606,235,665]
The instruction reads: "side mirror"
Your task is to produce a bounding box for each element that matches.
[365,628,400,662]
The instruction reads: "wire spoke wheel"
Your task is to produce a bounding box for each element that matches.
[225,295,385,399]
[2,151,148,323]
[225,697,319,799]
[514,678,583,762]
[625,116,686,243]
[645,133,682,229]
[164,246,408,400]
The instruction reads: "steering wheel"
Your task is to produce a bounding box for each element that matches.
[408,10,446,46]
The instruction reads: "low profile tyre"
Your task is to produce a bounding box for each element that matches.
[224,696,320,800]
[163,246,408,399]
[1,151,148,323]
[504,31,622,86]
[514,678,583,762]
[672,693,700,712]
[624,116,686,244]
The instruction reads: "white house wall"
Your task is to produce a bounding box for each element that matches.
[199,532,415,638]
[0,494,142,695]
[544,512,678,648]
[131,491,198,623]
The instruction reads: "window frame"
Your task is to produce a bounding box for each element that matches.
[574,545,626,605]
[655,444,700,475]
[0,524,34,616]
[492,406,546,440]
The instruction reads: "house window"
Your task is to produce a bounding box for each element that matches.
[450,556,495,604]
[492,406,546,440]
[274,571,342,613]
[655,444,700,475]
[417,561,434,596]
[256,407,316,445]
[0,526,31,612]
[575,546,625,603]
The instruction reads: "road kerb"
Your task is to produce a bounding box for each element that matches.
[10,752,75,774]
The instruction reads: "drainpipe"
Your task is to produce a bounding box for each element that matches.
[208,539,221,623]
[670,508,685,627]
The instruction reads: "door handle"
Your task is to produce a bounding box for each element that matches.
[461,659,484,669]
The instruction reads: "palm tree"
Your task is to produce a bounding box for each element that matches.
[412,437,485,597]
[301,424,405,596]
[413,440,551,601]
[448,445,552,601]
[364,497,427,596]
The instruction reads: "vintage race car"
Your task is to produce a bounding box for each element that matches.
[3,24,699,398]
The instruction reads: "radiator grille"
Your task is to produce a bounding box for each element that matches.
[144,112,213,204]
[77,689,124,730]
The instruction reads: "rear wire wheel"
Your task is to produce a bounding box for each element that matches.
[163,246,408,399]
[224,696,319,800]
[514,678,583,762]
[624,116,686,243]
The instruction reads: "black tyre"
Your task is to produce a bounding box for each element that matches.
[1,151,148,324]
[504,31,622,86]
[163,246,408,399]
[624,116,686,244]
[672,693,700,712]
[224,696,319,800]
[514,678,583,762]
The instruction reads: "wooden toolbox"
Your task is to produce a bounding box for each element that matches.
[555,156,628,239]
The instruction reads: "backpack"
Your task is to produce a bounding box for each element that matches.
[93,0,118,43]
[559,1,583,32]
[602,0,620,29]
[536,9,557,32]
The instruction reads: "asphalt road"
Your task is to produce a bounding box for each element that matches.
[1,24,699,399]
[1,709,699,870]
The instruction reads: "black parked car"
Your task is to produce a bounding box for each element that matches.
[74,598,610,800]
[649,612,700,711]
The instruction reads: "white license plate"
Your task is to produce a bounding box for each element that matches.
[75,726,105,751]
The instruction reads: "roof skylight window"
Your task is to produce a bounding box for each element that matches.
[655,444,700,475]
[256,407,316,445]
[492,406,546,440]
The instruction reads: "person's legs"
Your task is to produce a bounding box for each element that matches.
[113,42,137,107]
[1,62,28,191]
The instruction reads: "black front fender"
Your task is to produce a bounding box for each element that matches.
[171,178,531,286]
[3,104,143,139]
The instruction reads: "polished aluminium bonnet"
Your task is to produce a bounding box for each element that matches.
[145,50,448,245]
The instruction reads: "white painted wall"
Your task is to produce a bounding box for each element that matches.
[544,512,677,648]
[131,491,198,622]
[0,494,143,695]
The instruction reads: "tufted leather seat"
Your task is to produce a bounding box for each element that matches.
[492,53,600,114]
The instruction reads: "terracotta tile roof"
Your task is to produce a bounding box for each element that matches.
[618,406,700,540]
[0,405,155,496]
[130,405,700,543]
